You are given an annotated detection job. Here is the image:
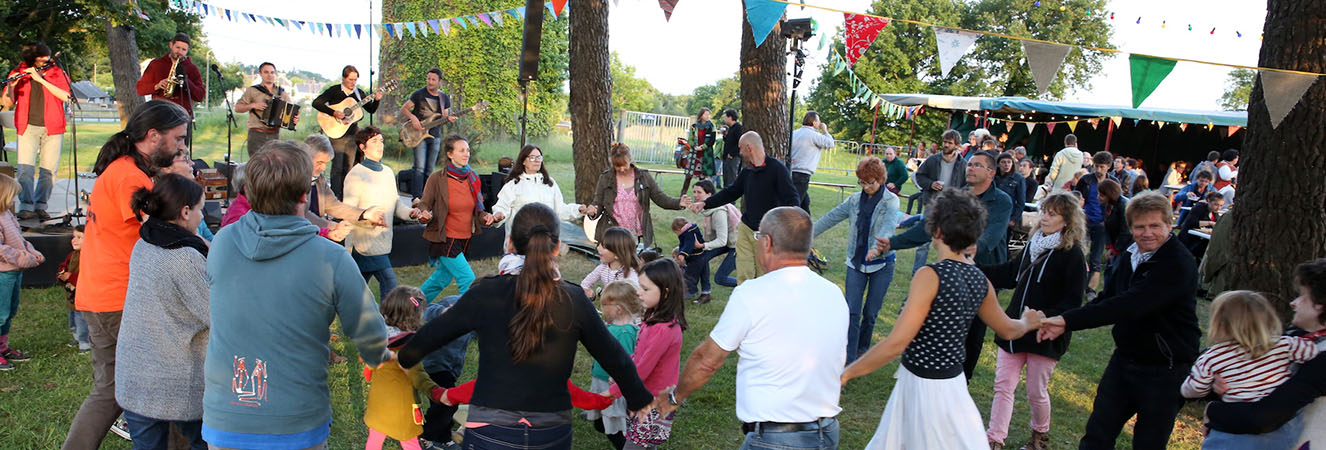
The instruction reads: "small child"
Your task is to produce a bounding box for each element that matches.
[671,217,705,298]
[363,286,437,450]
[0,174,45,371]
[587,280,644,448]
[1182,290,1319,402]
[582,227,642,299]
[58,225,90,353]
[606,259,687,449]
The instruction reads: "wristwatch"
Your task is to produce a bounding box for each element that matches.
[667,390,680,406]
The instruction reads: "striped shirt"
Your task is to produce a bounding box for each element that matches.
[1181,336,1320,402]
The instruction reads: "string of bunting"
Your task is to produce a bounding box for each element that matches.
[182,0,564,40]
[745,0,1320,128]
[821,47,922,121]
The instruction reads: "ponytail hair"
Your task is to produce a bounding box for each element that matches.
[507,203,566,362]
[94,100,189,175]
[130,173,204,222]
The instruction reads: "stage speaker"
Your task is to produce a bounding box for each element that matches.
[517,0,545,82]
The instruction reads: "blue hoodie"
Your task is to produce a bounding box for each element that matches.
[203,213,389,445]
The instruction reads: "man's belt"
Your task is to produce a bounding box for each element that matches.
[250,127,279,134]
[741,418,830,434]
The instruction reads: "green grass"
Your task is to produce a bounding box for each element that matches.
[0,124,1212,449]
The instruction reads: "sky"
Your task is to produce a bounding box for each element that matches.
[200,0,1269,111]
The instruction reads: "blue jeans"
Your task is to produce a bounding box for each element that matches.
[464,423,572,450]
[362,268,398,299]
[722,156,741,189]
[740,418,839,450]
[421,253,476,302]
[0,271,20,335]
[1086,221,1108,274]
[1202,412,1303,450]
[413,135,442,193]
[17,165,55,212]
[123,409,207,450]
[844,256,895,362]
[69,310,90,346]
[910,242,931,275]
[684,247,737,296]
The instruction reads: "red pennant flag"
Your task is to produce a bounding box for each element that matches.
[843,13,890,67]
[1046,122,1057,133]
[552,0,567,17]
[1227,125,1241,137]
[658,0,679,21]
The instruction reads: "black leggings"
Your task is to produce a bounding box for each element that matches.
[594,417,626,450]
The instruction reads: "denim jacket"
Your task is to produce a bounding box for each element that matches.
[812,189,901,273]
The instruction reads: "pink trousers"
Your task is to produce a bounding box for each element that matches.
[986,348,1058,444]
[366,427,422,450]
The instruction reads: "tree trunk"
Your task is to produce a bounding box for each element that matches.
[1220,0,1325,314]
[568,0,612,204]
[106,19,143,125]
[739,2,789,161]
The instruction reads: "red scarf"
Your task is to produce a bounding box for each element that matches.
[445,163,483,210]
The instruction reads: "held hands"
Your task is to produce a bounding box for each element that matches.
[688,201,706,214]
[327,221,353,242]
[1020,307,1045,331]
[874,237,891,253]
[679,195,693,208]
[480,212,495,226]
[489,212,506,225]
[1036,316,1067,342]
[643,387,679,418]
[362,207,387,227]
[410,208,433,223]
[580,205,598,216]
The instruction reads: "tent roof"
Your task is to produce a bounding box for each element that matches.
[879,94,1247,127]
[70,81,109,99]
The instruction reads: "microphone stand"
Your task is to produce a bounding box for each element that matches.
[48,54,85,228]
[180,68,193,157]
[213,66,238,209]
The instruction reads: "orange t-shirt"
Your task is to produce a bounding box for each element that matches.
[76,156,152,312]
[444,176,475,240]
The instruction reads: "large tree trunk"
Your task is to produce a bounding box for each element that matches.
[739,2,789,161]
[106,18,143,125]
[568,0,612,204]
[1221,0,1325,313]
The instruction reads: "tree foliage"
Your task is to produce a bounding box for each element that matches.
[379,0,569,144]
[1218,68,1255,111]
[686,74,740,118]
[610,51,657,117]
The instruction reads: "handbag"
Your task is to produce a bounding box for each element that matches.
[624,408,674,446]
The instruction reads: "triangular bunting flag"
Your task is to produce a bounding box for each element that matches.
[413,21,426,37]
[1132,118,1140,127]
[274,18,285,27]
[1227,125,1240,137]
[843,14,890,67]
[1207,123,1214,130]
[745,0,787,48]
[1024,122,1035,134]
[476,13,492,27]
[468,15,483,27]
[345,24,354,38]
[354,24,362,39]
[833,59,846,76]
[455,17,468,29]
[427,19,440,35]
[439,20,451,36]
[326,23,335,37]
[403,21,418,37]
[934,27,980,78]
[552,0,567,17]
[1046,122,1057,134]
[384,23,396,38]
[546,2,556,18]
[1259,70,1319,128]
[1180,123,1188,132]
[395,23,405,39]
[509,8,522,20]
[491,11,504,26]
[375,25,387,38]
[1109,116,1122,128]
[224,9,231,21]
[1023,41,1072,95]
[658,0,679,21]
[1128,54,1178,108]
[870,95,881,109]
[1157,121,1166,128]
[1066,121,1078,132]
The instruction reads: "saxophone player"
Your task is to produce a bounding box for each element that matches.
[136,33,205,117]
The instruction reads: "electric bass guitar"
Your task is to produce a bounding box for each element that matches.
[316,79,400,138]
[399,100,490,148]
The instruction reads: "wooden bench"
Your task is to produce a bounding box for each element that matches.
[642,168,856,201]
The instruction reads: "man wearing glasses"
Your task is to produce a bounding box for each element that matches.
[875,149,1013,381]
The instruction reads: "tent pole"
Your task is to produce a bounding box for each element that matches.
[1104,120,1115,153]
[869,103,879,153]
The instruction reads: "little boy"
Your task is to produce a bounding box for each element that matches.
[58,225,89,353]
[419,294,474,449]
[671,217,706,298]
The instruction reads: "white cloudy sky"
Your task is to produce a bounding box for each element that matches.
[201,0,1268,110]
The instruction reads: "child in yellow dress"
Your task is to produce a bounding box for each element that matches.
[363,286,436,450]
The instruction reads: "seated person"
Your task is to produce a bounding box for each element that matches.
[1174,170,1214,224]
[1177,191,1224,260]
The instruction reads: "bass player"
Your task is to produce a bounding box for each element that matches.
[398,68,455,198]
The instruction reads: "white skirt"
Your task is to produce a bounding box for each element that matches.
[866,366,988,450]
[587,377,631,435]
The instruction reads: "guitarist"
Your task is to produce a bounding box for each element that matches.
[235,62,298,157]
[399,68,455,198]
[312,65,382,199]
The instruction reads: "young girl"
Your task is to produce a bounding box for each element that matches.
[841,190,1042,450]
[59,225,90,353]
[0,174,45,371]
[607,259,687,449]
[582,227,641,299]
[588,280,645,449]
[363,286,436,450]
[1182,290,1319,403]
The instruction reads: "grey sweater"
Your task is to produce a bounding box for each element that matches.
[115,240,210,421]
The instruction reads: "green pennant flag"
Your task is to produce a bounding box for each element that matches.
[833,60,846,76]
[1128,54,1177,108]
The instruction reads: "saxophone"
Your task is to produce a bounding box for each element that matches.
[163,57,180,97]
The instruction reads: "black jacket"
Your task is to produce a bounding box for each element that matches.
[913,153,967,203]
[704,156,799,230]
[1206,332,1326,434]
[1102,198,1132,252]
[722,122,743,158]
[1062,236,1201,367]
[982,245,1087,360]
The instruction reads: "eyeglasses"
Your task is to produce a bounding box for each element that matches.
[527,155,544,162]
[858,179,879,186]
[753,231,771,243]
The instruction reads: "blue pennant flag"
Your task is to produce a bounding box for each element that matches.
[403,21,418,37]
[745,0,787,47]
[427,19,440,35]
[384,23,396,37]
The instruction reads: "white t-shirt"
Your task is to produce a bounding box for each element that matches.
[709,265,848,423]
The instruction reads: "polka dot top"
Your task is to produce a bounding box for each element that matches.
[901,259,989,379]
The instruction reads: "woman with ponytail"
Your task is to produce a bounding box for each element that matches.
[398,203,652,449]
[66,99,191,449]
[114,173,211,449]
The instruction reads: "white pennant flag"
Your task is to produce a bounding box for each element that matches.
[1259,70,1319,128]
[1024,122,1035,134]
[1022,41,1072,95]
[934,27,980,78]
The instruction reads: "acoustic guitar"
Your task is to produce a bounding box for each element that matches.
[316,79,400,138]
[399,100,490,148]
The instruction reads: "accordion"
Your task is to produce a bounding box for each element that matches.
[261,98,300,131]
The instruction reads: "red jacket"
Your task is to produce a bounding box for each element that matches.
[135,55,205,114]
[5,63,70,135]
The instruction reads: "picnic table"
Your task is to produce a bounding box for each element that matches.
[642,167,857,201]
[1188,228,1212,240]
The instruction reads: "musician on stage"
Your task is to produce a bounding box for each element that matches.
[2,41,71,222]
[312,65,381,199]
[235,62,297,157]
[399,68,455,197]
[135,33,205,117]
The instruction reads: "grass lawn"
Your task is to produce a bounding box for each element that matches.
[0,119,1213,449]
